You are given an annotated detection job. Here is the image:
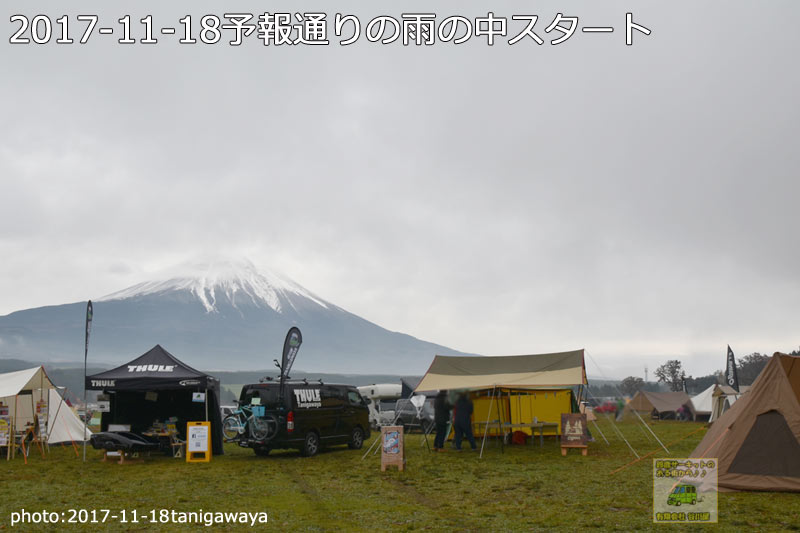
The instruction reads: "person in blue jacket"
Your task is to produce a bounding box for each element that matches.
[452,392,477,451]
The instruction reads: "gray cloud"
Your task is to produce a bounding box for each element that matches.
[2,1,799,378]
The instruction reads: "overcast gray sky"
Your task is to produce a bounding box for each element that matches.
[2,1,798,379]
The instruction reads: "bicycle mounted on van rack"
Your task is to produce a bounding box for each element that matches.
[221,401,279,442]
[232,379,371,457]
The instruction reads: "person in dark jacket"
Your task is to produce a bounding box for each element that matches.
[453,392,477,450]
[433,390,451,451]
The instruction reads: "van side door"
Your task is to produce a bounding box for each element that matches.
[320,385,347,441]
[344,388,368,433]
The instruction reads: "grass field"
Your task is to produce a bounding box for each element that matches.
[1,419,798,532]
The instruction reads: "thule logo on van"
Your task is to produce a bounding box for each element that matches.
[127,365,176,373]
[294,388,322,408]
[91,380,115,387]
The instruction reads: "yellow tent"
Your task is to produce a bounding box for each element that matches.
[415,350,587,437]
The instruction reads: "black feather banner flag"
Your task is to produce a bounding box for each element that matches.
[85,300,93,363]
[725,345,739,392]
[281,327,302,380]
[83,300,93,461]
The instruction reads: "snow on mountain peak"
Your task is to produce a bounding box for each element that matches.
[99,258,329,313]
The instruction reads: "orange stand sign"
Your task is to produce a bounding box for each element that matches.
[186,422,211,463]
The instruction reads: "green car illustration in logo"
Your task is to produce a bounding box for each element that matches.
[667,484,697,506]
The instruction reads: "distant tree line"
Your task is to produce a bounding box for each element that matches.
[586,347,798,399]
[652,352,776,395]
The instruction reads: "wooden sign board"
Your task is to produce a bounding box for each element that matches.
[560,413,588,456]
[186,421,211,463]
[380,426,404,471]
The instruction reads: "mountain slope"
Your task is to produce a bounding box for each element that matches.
[0,259,469,373]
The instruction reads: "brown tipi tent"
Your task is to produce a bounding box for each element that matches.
[622,390,695,420]
[690,353,800,492]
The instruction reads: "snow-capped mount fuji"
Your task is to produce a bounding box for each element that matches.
[99,259,331,315]
[0,259,469,373]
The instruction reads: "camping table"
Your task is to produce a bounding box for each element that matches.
[529,422,559,447]
[142,430,183,457]
[475,420,504,447]
[500,422,556,447]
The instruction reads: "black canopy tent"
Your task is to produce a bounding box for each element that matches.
[85,345,224,455]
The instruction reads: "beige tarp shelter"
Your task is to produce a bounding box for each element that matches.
[415,350,587,392]
[691,353,800,492]
[622,390,695,420]
[710,384,750,422]
[415,350,588,439]
[0,366,55,432]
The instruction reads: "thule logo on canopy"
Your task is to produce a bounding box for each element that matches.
[127,365,176,373]
[179,380,201,386]
[91,379,115,387]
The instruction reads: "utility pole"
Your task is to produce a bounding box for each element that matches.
[644,366,648,383]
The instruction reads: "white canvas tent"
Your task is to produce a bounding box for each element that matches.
[46,388,90,444]
[0,366,54,432]
[691,384,715,421]
[0,366,89,446]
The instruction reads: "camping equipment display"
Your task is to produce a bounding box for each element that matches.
[85,345,224,455]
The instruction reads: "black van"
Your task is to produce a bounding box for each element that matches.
[235,382,370,457]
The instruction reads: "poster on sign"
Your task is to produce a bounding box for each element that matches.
[0,418,9,447]
[186,421,212,463]
[380,425,404,471]
[560,413,589,456]
[189,424,208,452]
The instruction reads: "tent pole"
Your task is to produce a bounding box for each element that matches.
[13,393,18,459]
[83,362,87,462]
[479,386,496,458]
[604,412,639,458]
[631,409,669,453]
[590,419,609,445]
[496,388,505,454]
[586,387,637,455]
[204,388,208,421]
[30,392,45,459]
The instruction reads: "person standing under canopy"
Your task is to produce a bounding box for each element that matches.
[433,390,451,451]
[452,392,477,451]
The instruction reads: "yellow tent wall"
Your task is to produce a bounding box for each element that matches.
[472,392,510,437]
[469,389,573,437]
[509,390,571,436]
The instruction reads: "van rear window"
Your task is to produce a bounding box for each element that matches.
[240,386,281,408]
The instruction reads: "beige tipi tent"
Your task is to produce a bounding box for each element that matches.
[691,353,800,492]
[622,390,695,420]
